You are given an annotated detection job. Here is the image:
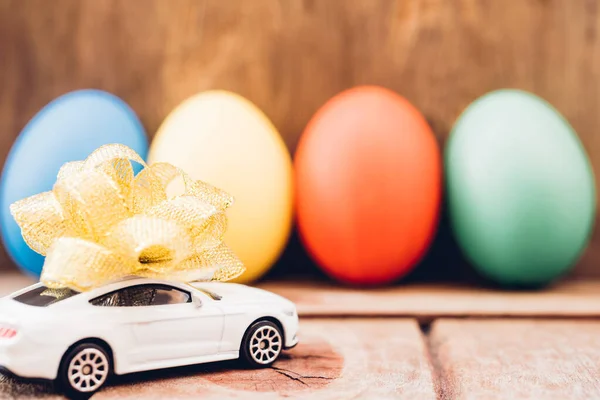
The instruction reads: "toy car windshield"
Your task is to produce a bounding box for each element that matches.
[13,286,80,307]
[194,287,223,300]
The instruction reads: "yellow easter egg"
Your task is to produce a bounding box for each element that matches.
[149,91,293,283]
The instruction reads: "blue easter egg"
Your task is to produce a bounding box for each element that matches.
[0,89,148,277]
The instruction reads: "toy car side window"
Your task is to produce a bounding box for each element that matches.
[90,285,155,307]
[151,286,191,305]
[90,284,191,307]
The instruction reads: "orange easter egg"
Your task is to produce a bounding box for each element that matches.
[295,86,441,285]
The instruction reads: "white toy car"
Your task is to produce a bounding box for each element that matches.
[0,278,299,397]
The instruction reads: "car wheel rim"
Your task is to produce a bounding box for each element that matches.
[67,348,109,392]
[250,325,282,364]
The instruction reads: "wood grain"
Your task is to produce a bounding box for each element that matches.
[429,319,600,399]
[261,279,600,320]
[0,319,435,400]
[1,0,600,277]
[1,274,600,398]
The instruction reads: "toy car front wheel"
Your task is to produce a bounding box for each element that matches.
[241,320,283,368]
[58,342,112,398]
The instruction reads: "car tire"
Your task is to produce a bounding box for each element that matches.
[240,320,284,368]
[57,342,112,399]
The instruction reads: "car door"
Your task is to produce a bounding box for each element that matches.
[89,284,224,368]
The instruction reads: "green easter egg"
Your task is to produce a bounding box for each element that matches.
[446,89,596,286]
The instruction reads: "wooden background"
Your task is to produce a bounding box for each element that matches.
[0,0,599,279]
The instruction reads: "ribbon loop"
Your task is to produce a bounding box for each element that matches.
[10,191,71,256]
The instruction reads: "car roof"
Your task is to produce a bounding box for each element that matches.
[82,277,193,296]
[9,278,228,305]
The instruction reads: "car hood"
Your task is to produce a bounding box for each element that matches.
[190,282,293,307]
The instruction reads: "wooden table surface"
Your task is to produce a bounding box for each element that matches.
[0,274,599,399]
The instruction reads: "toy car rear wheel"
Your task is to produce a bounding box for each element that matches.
[241,320,283,368]
[58,342,112,398]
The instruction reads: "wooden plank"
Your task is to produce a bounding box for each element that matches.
[260,280,600,320]
[0,272,34,295]
[0,319,436,399]
[3,273,600,320]
[429,319,600,399]
[1,0,600,276]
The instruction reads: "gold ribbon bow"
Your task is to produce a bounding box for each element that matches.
[10,144,245,291]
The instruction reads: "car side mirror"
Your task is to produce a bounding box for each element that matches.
[192,295,202,308]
